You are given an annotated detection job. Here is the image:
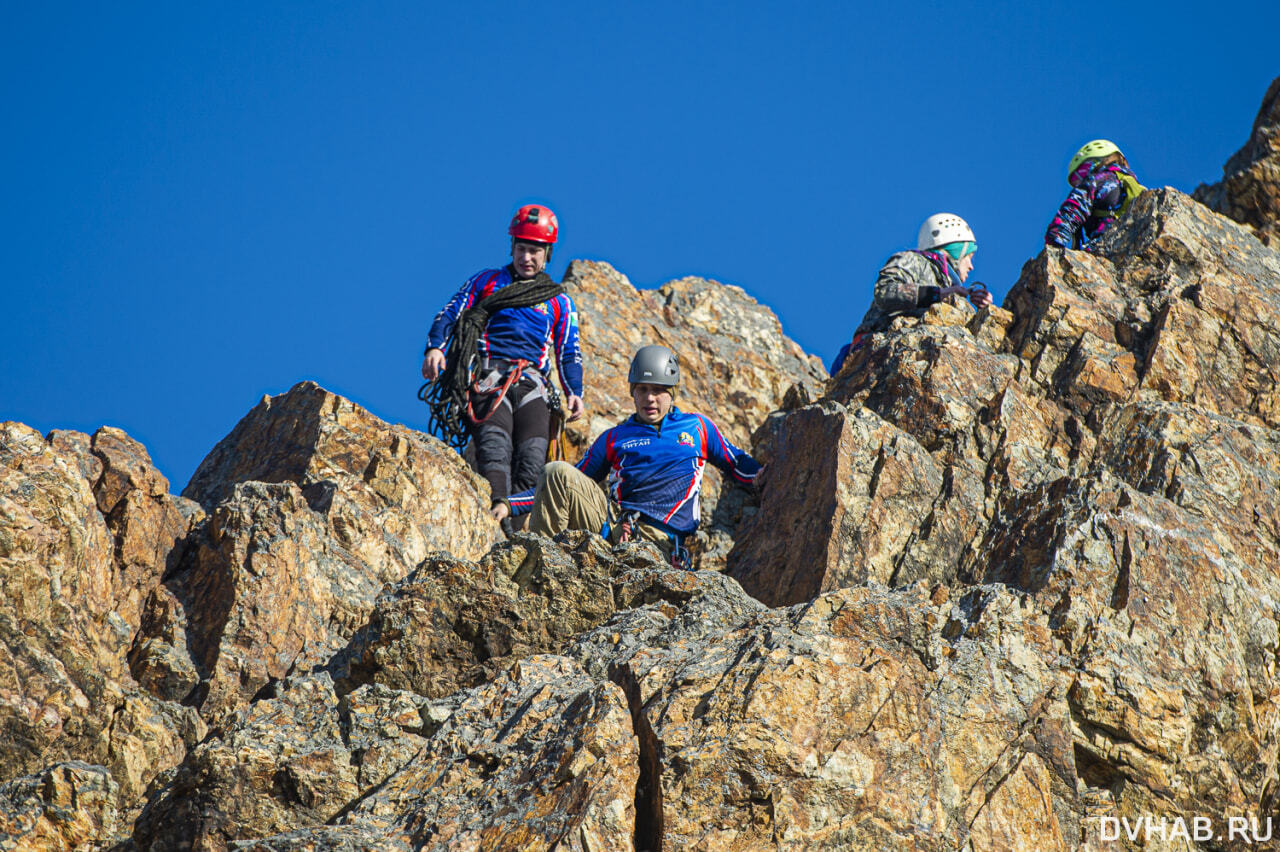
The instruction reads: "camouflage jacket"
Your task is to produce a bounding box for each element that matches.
[853,250,956,337]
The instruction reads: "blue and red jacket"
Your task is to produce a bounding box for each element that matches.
[1045,162,1140,249]
[427,266,584,398]
[508,407,761,536]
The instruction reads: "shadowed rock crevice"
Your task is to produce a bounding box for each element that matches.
[1072,741,1125,797]
[609,661,665,852]
[1109,533,1132,611]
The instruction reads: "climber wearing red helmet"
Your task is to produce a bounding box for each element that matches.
[421,204,585,516]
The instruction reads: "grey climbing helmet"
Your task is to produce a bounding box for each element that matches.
[628,345,680,387]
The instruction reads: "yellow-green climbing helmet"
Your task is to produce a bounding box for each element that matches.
[1068,139,1122,181]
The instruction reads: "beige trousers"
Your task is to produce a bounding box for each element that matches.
[529,461,673,557]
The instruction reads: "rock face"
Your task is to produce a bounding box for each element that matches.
[184,380,502,565]
[330,534,622,701]
[131,382,504,728]
[1195,76,1280,246]
[0,423,204,824]
[132,542,719,851]
[134,552,1080,850]
[5,84,1280,851]
[0,763,121,850]
[1,382,515,847]
[731,188,1280,598]
[607,583,1079,849]
[728,186,1280,845]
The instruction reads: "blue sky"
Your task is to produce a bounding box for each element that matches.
[3,2,1277,487]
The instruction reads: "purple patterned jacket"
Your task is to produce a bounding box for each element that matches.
[1045,162,1140,249]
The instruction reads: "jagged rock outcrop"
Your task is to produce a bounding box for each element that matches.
[136,553,1082,850]
[727,186,1280,844]
[183,380,501,564]
[0,423,205,829]
[330,534,623,701]
[975,471,1280,823]
[606,583,1080,849]
[6,84,1280,851]
[564,260,826,454]
[180,656,635,852]
[132,671,364,848]
[1195,76,1280,246]
[731,188,1279,597]
[0,762,121,849]
[2,383,513,846]
[150,480,417,726]
[133,542,730,850]
[130,382,505,727]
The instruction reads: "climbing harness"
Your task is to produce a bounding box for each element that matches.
[418,272,564,452]
[613,509,691,570]
[616,511,638,543]
[669,540,691,571]
[466,358,530,425]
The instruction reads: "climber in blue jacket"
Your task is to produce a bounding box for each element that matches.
[421,204,585,508]
[492,344,761,568]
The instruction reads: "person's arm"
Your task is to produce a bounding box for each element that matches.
[1045,186,1090,248]
[575,429,612,481]
[424,273,484,362]
[872,253,936,314]
[830,341,853,375]
[698,415,762,487]
[1045,169,1116,249]
[551,294,585,420]
[502,487,536,518]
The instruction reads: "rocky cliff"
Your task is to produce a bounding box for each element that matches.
[1196,76,1280,247]
[3,85,1280,851]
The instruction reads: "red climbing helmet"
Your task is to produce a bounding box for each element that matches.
[508,204,559,244]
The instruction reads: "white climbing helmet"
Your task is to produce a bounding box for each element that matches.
[917,213,976,251]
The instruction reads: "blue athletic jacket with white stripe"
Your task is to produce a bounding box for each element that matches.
[508,407,761,535]
[426,266,584,398]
